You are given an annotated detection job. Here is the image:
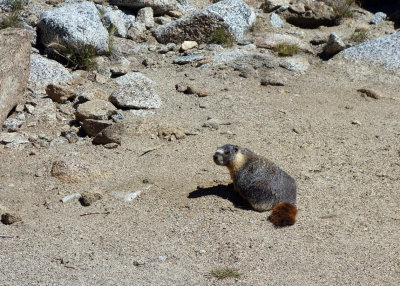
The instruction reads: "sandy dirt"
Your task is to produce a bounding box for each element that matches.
[1,2,400,284]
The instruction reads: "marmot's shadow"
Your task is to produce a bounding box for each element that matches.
[188,184,252,210]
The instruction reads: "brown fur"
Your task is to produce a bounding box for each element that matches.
[268,202,297,227]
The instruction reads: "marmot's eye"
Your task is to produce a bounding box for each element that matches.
[224,150,230,154]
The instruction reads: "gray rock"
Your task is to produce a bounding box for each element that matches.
[324,32,345,57]
[261,0,290,12]
[370,12,387,25]
[173,54,205,65]
[45,84,77,103]
[281,0,335,28]
[82,119,113,137]
[213,49,278,70]
[270,12,284,28]
[101,7,135,38]
[137,7,155,29]
[127,22,147,42]
[51,158,103,183]
[75,99,117,121]
[109,0,177,15]
[2,118,24,132]
[37,2,109,55]
[0,132,29,145]
[61,193,81,203]
[1,213,22,225]
[255,33,312,53]
[110,57,131,76]
[110,72,162,109]
[93,123,124,145]
[341,32,400,73]
[61,130,79,143]
[279,56,309,72]
[29,54,72,92]
[155,0,255,44]
[79,192,103,206]
[0,29,31,126]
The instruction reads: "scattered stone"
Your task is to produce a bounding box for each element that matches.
[203,118,220,130]
[0,28,31,126]
[137,7,155,29]
[61,130,79,143]
[37,2,109,55]
[260,77,285,86]
[324,33,346,57]
[173,54,205,65]
[0,132,29,146]
[104,143,119,149]
[155,0,256,44]
[109,0,177,15]
[279,57,309,72]
[197,89,211,97]
[255,33,312,53]
[51,158,102,183]
[351,120,361,126]
[93,123,124,145]
[261,0,290,13]
[158,124,186,140]
[79,192,103,206]
[213,49,278,70]
[111,186,150,202]
[181,41,198,51]
[370,12,387,25]
[168,10,183,18]
[110,57,131,76]
[61,193,81,203]
[2,118,24,132]
[127,22,147,42]
[110,73,162,109]
[75,99,117,122]
[158,256,167,261]
[45,84,77,103]
[270,12,284,28]
[357,88,383,100]
[82,119,113,137]
[281,0,336,28]
[1,213,22,225]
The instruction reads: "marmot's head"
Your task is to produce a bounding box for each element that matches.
[213,144,240,166]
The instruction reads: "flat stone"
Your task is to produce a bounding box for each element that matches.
[45,84,77,103]
[173,54,205,65]
[0,132,29,145]
[279,56,309,72]
[270,12,284,28]
[82,119,113,137]
[370,12,387,25]
[93,123,124,145]
[181,40,198,51]
[110,73,161,109]
[75,99,117,121]
[255,33,313,53]
[51,158,103,183]
[0,28,31,126]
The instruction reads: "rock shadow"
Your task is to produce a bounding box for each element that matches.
[188,183,252,211]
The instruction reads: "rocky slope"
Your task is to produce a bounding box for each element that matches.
[0,0,399,285]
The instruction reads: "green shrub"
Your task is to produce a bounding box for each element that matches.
[273,43,299,56]
[210,266,241,279]
[49,41,98,71]
[0,0,23,29]
[208,27,235,47]
[350,29,368,43]
[330,0,356,19]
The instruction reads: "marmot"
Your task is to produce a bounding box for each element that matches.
[213,144,297,227]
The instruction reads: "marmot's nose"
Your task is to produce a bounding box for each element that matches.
[213,154,218,161]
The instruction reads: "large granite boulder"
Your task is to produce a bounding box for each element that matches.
[109,0,177,16]
[341,32,400,73]
[37,1,109,55]
[0,28,31,126]
[155,0,255,44]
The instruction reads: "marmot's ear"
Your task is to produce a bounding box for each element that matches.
[233,145,239,152]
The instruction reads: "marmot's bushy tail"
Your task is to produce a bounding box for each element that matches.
[268,202,297,227]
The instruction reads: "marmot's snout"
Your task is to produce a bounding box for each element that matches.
[213,153,224,165]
